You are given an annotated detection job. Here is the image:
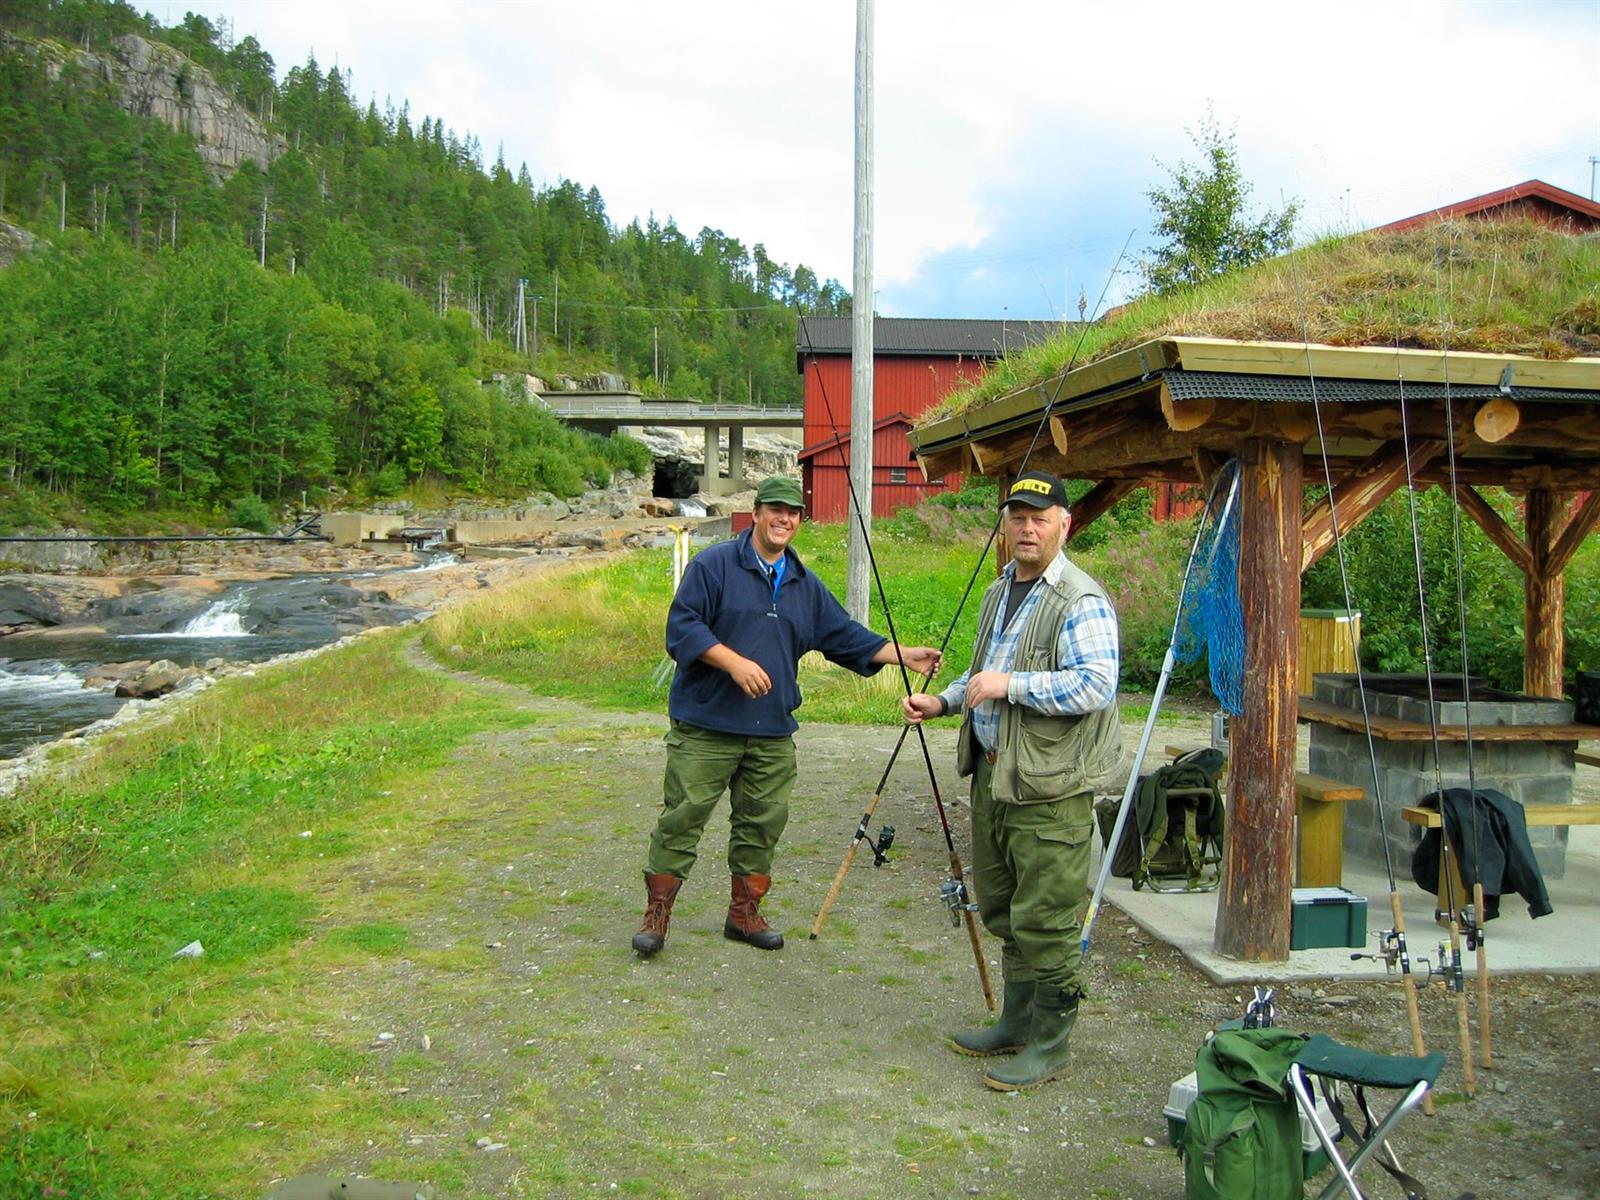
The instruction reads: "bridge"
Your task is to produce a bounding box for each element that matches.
[540,392,803,494]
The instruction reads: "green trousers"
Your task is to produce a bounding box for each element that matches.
[969,754,1093,995]
[646,720,798,879]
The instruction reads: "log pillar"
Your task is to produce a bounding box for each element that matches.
[1214,439,1302,961]
[1523,487,1564,699]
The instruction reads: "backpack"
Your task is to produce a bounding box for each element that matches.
[1181,1027,1308,1200]
[1097,747,1226,891]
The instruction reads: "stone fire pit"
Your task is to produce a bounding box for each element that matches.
[1307,673,1579,876]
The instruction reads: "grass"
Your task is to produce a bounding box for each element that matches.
[422,500,1206,718]
[0,631,537,1198]
[931,218,1600,420]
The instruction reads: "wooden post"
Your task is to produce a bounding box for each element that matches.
[1524,488,1563,699]
[1214,439,1301,961]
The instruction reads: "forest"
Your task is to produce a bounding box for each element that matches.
[0,0,847,518]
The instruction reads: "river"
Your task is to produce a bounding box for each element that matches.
[0,556,455,761]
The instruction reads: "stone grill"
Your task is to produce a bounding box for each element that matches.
[1308,673,1578,877]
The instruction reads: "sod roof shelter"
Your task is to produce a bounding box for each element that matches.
[908,277,1600,961]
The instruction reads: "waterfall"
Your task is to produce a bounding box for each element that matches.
[174,594,250,637]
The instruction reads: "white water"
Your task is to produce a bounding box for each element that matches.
[677,501,707,518]
[0,660,89,698]
[173,595,250,637]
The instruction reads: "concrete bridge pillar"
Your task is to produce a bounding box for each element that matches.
[728,425,746,490]
[701,425,721,494]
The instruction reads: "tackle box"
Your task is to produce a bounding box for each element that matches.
[1163,1070,1339,1176]
[1290,887,1368,950]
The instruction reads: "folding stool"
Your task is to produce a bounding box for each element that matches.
[1287,1034,1445,1200]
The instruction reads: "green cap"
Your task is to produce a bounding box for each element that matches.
[754,476,804,508]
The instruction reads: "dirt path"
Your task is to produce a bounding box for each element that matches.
[303,645,1597,1199]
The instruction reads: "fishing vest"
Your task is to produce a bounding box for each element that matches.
[955,557,1122,805]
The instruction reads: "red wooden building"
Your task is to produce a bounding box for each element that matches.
[795,317,1066,520]
[1370,178,1600,234]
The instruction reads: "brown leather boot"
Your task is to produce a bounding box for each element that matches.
[723,873,783,950]
[632,873,683,955]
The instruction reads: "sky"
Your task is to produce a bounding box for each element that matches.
[193,0,1599,320]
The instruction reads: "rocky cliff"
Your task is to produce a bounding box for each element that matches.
[12,31,283,176]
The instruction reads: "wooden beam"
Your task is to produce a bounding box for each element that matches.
[1415,462,1600,490]
[1215,438,1302,962]
[1159,382,1217,432]
[1450,484,1534,575]
[1525,488,1564,699]
[1066,478,1139,542]
[1300,440,1445,573]
[1473,397,1521,443]
[968,427,1042,475]
[915,445,969,482]
[1550,487,1600,574]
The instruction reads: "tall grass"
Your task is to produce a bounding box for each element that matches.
[422,497,1203,722]
[935,218,1600,419]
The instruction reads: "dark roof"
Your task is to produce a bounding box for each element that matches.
[795,316,1073,366]
[1371,179,1600,234]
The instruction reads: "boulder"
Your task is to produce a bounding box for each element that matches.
[115,660,194,698]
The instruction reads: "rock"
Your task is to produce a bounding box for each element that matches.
[641,498,676,518]
[0,581,66,632]
[116,660,194,698]
[0,218,40,270]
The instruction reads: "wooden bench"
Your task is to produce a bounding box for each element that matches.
[1162,746,1365,888]
[1403,803,1600,917]
[1575,749,1600,769]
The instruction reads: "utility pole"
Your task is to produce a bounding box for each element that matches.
[514,278,528,356]
[1590,156,1599,201]
[653,325,660,385]
[847,0,875,624]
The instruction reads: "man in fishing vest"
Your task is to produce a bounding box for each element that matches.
[902,470,1121,1090]
[634,474,941,957]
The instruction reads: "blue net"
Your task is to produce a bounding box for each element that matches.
[1174,482,1245,716]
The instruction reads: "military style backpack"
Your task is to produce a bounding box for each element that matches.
[1180,1026,1308,1200]
[1097,746,1226,892]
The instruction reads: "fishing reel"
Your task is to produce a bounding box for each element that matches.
[857,823,895,867]
[1351,926,1434,982]
[939,878,978,927]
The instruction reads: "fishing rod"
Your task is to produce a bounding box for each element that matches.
[1080,458,1240,955]
[1390,297,1479,1097]
[1434,249,1494,1071]
[803,232,1136,941]
[797,311,995,1011]
[1286,252,1436,1115]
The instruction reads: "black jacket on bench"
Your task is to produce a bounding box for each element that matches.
[1410,787,1553,920]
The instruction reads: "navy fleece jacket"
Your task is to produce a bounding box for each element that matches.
[665,529,887,737]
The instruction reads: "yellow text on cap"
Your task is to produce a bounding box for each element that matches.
[1010,479,1052,496]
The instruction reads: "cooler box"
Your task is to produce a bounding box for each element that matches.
[1291,887,1368,950]
[1164,1070,1339,1176]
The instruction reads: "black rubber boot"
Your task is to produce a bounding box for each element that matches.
[950,979,1035,1057]
[982,985,1080,1091]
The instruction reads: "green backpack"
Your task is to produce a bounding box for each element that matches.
[1181,1027,1308,1200]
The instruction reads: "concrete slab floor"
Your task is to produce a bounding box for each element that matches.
[1102,799,1599,985]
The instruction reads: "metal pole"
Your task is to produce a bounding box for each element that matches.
[848,0,875,623]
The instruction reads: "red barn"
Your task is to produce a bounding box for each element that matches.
[796,317,1067,520]
[1370,178,1600,234]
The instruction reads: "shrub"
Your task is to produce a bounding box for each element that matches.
[228,494,273,533]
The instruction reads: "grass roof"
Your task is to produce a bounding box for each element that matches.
[927,218,1600,423]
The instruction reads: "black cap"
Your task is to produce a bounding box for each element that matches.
[1001,471,1070,511]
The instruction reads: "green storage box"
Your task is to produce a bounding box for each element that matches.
[1291,887,1368,950]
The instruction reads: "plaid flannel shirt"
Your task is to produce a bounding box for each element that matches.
[937,551,1119,755]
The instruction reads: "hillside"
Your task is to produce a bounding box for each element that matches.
[0,0,845,520]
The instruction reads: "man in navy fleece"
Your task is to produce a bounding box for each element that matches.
[632,475,941,955]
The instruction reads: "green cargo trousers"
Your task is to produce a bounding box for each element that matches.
[646,720,798,879]
[969,755,1094,996]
